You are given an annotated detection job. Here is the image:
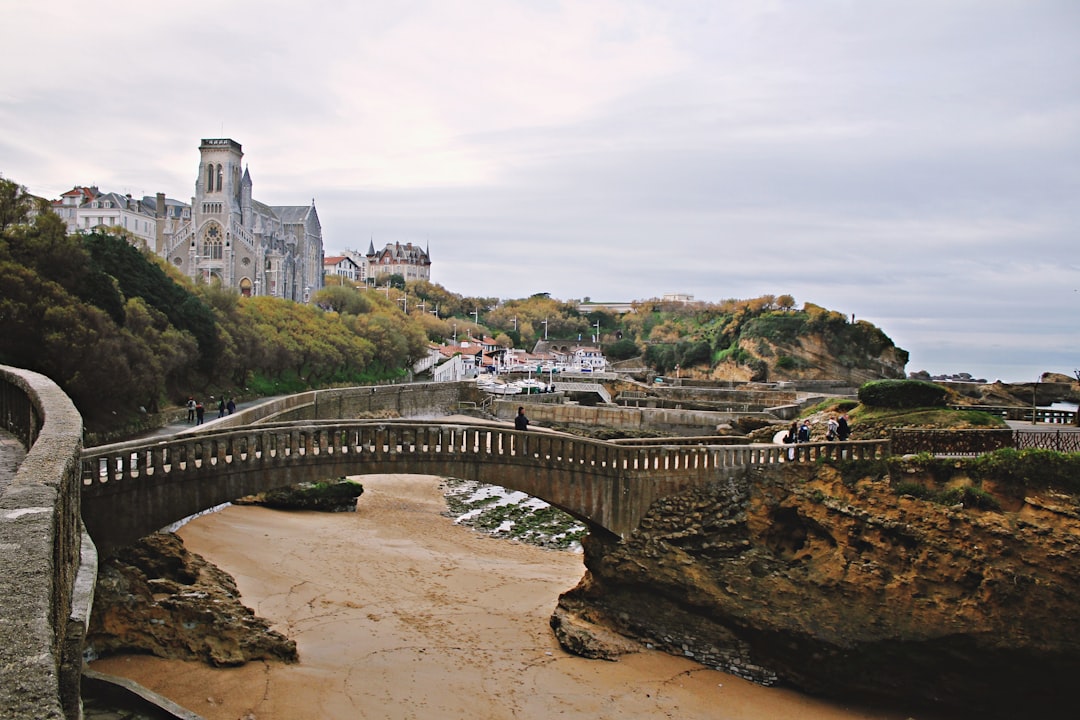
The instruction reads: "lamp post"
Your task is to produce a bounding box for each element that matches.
[1032,376,1039,425]
[399,294,408,313]
[541,319,548,340]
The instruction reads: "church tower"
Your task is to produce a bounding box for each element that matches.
[164,137,323,300]
[191,139,244,286]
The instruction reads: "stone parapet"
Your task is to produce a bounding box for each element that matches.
[0,365,85,720]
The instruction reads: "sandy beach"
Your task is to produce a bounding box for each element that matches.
[91,474,927,720]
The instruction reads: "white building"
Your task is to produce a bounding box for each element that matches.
[573,347,607,371]
[54,189,159,248]
[324,255,362,282]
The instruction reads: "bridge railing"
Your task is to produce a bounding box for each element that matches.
[950,404,1079,425]
[0,365,86,720]
[83,420,891,488]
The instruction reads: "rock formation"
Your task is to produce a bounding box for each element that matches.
[86,532,297,667]
[234,478,364,512]
[552,462,1080,718]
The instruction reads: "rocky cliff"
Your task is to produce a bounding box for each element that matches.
[553,461,1080,718]
[86,533,298,667]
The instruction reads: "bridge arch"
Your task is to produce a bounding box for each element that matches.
[81,420,889,556]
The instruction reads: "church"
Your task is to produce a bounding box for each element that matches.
[164,138,324,301]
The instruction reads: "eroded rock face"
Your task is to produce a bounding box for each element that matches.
[86,533,298,667]
[554,464,1080,718]
[234,478,363,512]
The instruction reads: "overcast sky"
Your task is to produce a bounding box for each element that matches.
[2,1,1077,382]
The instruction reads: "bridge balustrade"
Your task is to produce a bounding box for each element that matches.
[81,421,890,553]
[84,423,890,488]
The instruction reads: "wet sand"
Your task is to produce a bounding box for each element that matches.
[91,474,926,720]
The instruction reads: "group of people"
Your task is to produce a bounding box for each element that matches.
[186,396,237,425]
[784,414,850,444]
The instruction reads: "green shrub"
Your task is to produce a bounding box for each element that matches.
[604,338,640,361]
[887,453,958,484]
[937,486,1001,511]
[893,481,934,500]
[858,379,948,409]
[741,312,807,344]
[968,448,1080,493]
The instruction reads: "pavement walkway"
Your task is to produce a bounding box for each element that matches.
[1006,420,1080,433]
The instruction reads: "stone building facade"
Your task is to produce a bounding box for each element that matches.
[163,138,324,300]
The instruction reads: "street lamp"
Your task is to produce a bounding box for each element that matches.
[1032,376,1039,425]
[541,319,548,340]
[399,294,408,313]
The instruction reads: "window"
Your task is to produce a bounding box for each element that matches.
[216,164,223,192]
[206,165,214,192]
[204,224,223,259]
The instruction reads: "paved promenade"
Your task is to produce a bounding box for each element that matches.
[1006,419,1080,432]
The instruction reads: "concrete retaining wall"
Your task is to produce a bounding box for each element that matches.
[494,400,778,435]
[0,365,87,720]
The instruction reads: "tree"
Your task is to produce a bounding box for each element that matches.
[0,178,42,234]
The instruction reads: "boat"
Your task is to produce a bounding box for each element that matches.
[477,377,522,395]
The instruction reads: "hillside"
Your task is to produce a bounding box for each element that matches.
[623,298,907,383]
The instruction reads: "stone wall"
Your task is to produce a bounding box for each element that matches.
[190,381,483,430]
[494,400,778,435]
[0,365,88,720]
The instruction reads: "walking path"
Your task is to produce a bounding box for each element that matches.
[1007,419,1080,432]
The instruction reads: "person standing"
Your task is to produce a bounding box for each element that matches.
[797,421,810,443]
[227,397,236,415]
[837,414,851,441]
[186,397,196,423]
[514,406,529,431]
[826,416,839,441]
[218,396,226,418]
[195,400,205,425]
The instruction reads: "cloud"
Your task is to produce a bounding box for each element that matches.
[1,0,1077,381]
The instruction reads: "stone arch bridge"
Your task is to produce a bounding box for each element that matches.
[81,419,887,555]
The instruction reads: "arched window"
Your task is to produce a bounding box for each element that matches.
[215,164,223,192]
[206,165,214,192]
[204,224,223,259]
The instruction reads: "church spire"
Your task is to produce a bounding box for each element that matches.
[367,236,376,256]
